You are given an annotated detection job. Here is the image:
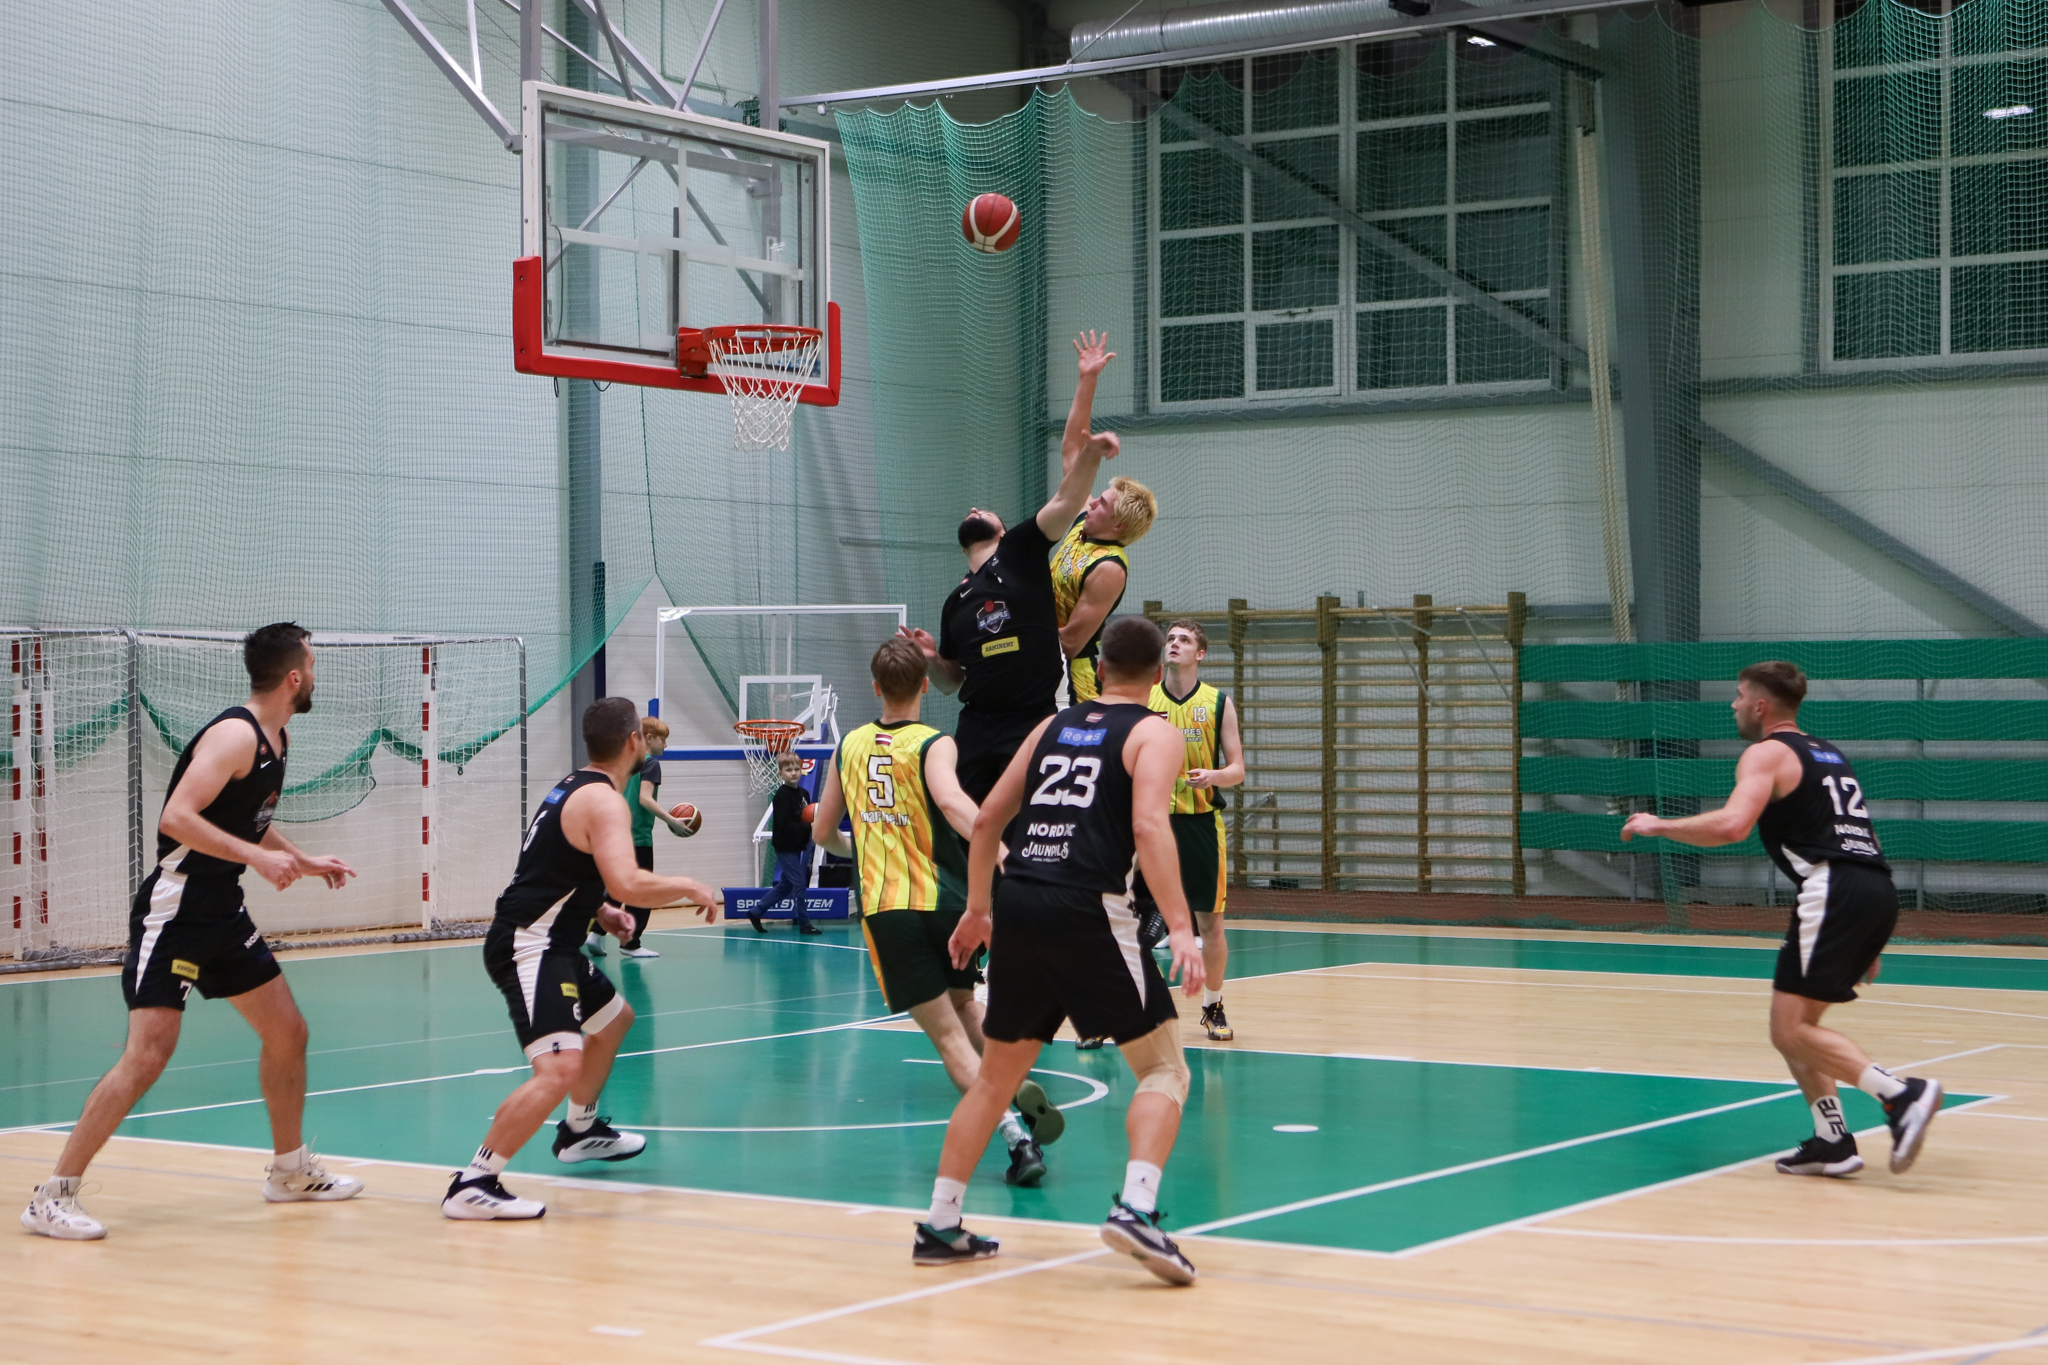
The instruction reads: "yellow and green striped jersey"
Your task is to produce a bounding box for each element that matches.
[1150,680,1230,815]
[1050,516,1130,703]
[836,720,965,913]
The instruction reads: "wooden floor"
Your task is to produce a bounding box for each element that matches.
[7,919,2048,1365]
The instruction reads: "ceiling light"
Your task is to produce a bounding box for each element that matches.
[1465,33,1497,46]
[1984,104,2034,119]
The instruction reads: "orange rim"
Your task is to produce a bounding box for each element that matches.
[733,719,805,754]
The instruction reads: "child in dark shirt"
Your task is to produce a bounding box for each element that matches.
[757,752,820,935]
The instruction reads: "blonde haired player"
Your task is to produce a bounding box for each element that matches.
[1051,330,1157,704]
[1151,620,1244,1040]
[812,638,1065,1186]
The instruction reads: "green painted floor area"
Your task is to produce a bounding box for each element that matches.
[0,926,1996,1255]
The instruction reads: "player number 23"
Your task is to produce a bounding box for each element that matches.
[866,755,896,808]
[1821,774,1869,819]
[1030,755,1100,808]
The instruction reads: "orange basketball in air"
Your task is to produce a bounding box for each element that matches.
[962,193,1022,253]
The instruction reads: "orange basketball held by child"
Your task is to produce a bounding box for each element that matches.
[667,802,702,837]
[962,193,1021,253]
[801,801,818,825]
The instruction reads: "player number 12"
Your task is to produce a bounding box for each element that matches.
[1821,774,1869,819]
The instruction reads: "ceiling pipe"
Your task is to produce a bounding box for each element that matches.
[1071,0,1401,63]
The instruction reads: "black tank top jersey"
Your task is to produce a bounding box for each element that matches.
[1755,731,1889,880]
[155,706,287,885]
[494,769,616,949]
[1001,702,1153,901]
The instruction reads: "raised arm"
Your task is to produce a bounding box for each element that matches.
[565,784,722,923]
[921,735,979,841]
[1130,716,1204,996]
[1038,332,1120,539]
[811,753,852,857]
[1621,740,1799,848]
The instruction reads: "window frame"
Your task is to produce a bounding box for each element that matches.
[1145,38,1565,412]
[1820,24,2048,370]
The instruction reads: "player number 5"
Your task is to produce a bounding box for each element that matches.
[867,755,896,807]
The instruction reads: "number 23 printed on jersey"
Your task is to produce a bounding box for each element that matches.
[1030,755,1099,808]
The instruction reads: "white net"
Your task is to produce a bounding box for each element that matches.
[707,328,824,452]
[3,630,528,962]
[734,721,806,795]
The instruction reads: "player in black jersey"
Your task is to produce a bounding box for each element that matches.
[444,697,723,1221]
[1622,660,1944,1178]
[897,331,1126,803]
[912,617,1207,1286]
[22,624,363,1241]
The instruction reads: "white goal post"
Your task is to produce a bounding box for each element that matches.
[4,628,529,965]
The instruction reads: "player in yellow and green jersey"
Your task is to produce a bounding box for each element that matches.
[1151,619,1245,1040]
[811,637,1066,1186]
[1048,332,1158,704]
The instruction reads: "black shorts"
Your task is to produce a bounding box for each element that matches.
[982,879,1179,1046]
[1172,811,1227,918]
[484,918,624,1058]
[862,907,982,1012]
[122,872,281,1011]
[1774,859,1899,1004]
[954,705,1056,804]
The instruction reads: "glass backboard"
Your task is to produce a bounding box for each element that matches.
[514,82,837,404]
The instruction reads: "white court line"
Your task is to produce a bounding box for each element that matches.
[1811,1336,2048,1365]
[1527,1228,2048,1248]
[1962,1110,2048,1122]
[637,1065,1110,1133]
[0,1013,905,1137]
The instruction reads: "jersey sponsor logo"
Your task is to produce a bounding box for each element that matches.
[981,636,1020,657]
[170,959,200,980]
[1024,821,1077,838]
[1813,749,1846,764]
[254,792,278,835]
[544,786,568,804]
[1058,726,1106,747]
[244,929,262,948]
[1182,727,1202,741]
[560,982,580,999]
[1018,838,1071,860]
[859,810,913,826]
[977,600,1011,634]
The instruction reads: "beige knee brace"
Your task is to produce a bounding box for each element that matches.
[1118,1022,1192,1108]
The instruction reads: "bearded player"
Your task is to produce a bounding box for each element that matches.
[1621,660,1943,1178]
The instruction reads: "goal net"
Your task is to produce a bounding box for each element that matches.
[4,630,528,964]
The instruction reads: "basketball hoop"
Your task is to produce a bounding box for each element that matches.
[678,325,823,452]
[734,718,806,793]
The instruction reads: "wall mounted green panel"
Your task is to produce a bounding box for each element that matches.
[1522,640,2048,682]
[1522,756,2048,801]
[1521,699,2048,741]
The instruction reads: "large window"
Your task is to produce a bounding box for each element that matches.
[1149,38,1563,408]
[1825,6,2048,365]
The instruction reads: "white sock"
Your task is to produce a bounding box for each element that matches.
[928,1176,967,1231]
[566,1100,599,1134]
[1121,1160,1163,1215]
[42,1176,81,1198]
[271,1144,308,1173]
[1203,988,1223,1008]
[1811,1095,1847,1141]
[463,1144,509,1181]
[998,1112,1028,1148]
[1857,1065,1908,1101]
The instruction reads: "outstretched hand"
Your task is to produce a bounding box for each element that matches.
[1085,431,1120,462]
[1073,330,1116,378]
[1619,812,1662,842]
[897,625,938,661]
[298,854,357,890]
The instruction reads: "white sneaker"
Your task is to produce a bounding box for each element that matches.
[442,1172,546,1220]
[263,1149,366,1203]
[620,945,660,959]
[21,1177,105,1240]
[583,932,608,957]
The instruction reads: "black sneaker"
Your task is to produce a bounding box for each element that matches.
[1074,1036,1107,1051]
[748,910,765,933]
[1775,1133,1864,1177]
[1005,1137,1047,1187]
[798,922,823,936]
[1100,1197,1196,1285]
[1200,1001,1234,1041]
[912,1221,1000,1265]
[1883,1077,1943,1173]
[552,1117,648,1164]
[1012,1079,1065,1145]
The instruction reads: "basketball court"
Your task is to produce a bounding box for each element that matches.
[7,919,2047,1362]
